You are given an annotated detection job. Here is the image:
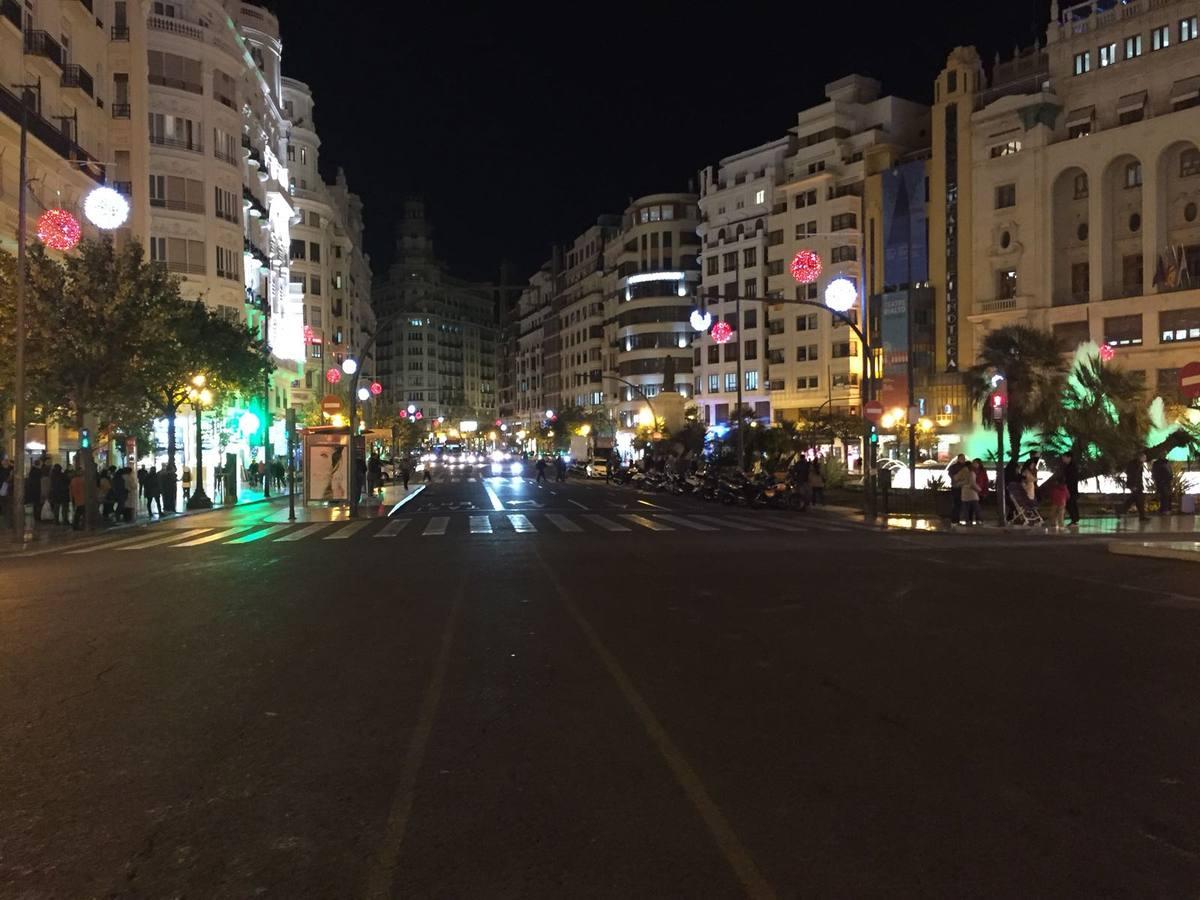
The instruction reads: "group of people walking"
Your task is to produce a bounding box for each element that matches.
[0,457,142,529]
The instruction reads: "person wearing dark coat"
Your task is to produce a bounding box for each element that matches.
[1120,451,1150,521]
[49,464,70,525]
[1057,451,1081,527]
[144,465,163,516]
[24,459,44,522]
[1151,456,1174,516]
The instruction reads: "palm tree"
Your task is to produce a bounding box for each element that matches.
[966,325,1068,465]
[1045,355,1147,475]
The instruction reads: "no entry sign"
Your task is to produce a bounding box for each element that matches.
[1180,361,1200,400]
[863,400,884,422]
[321,394,343,415]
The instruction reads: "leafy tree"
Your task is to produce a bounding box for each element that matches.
[1045,354,1147,475]
[965,325,1068,465]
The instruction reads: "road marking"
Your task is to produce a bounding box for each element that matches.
[66,530,172,554]
[637,498,668,510]
[423,516,449,536]
[469,514,493,534]
[545,513,582,532]
[621,514,674,532]
[583,514,631,532]
[467,477,477,483]
[507,513,536,533]
[655,514,718,532]
[568,499,588,510]
[483,481,505,511]
[274,524,328,542]
[534,554,776,900]
[387,484,426,516]
[365,575,464,899]
[731,516,806,532]
[117,528,211,550]
[690,514,761,531]
[227,524,292,544]
[374,519,410,538]
[325,521,370,540]
[171,525,257,547]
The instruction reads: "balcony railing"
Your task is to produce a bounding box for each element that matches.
[150,197,204,214]
[112,180,132,196]
[111,102,131,118]
[214,146,238,166]
[149,133,203,153]
[110,26,129,40]
[1,0,20,31]
[61,64,94,98]
[0,83,104,182]
[149,74,202,94]
[147,13,204,40]
[24,30,63,69]
[165,260,206,275]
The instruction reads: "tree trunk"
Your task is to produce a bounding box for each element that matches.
[163,399,178,512]
[78,407,98,532]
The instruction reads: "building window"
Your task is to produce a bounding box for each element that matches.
[1160,308,1200,342]
[707,256,719,276]
[745,370,759,390]
[754,189,765,204]
[989,140,1023,158]
[796,313,819,331]
[1104,313,1143,346]
[831,341,857,359]
[1181,149,1200,177]
[1068,121,1091,139]
[744,309,757,329]
[796,344,818,362]
[1125,34,1143,59]
[290,238,305,260]
[707,345,719,364]
[1122,254,1144,295]
[1073,173,1089,199]
[310,341,323,359]
[743,279,757,299]
[1053,320,1091,347]
[309,241,321,262]
[996,269,1018,300]
[1182,16,1198,42]
[831,245,857,263]
[1073,50,1091,75]
[797,376,819,391]
[1125,161,1143,188]
[708,374,719,393]
[724,372,737,391]
[1119,106,1145,126]
[743,247,756,267]
[995,183,1017,209]
[723,343,738,362]
[830,213,857,231]
[1071,262,1090,302]
[744,340,757,361]
[722,251,737,271]
[1153,25,1170,50]
[1099,42,1117,67]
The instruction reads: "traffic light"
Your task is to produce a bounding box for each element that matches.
[869,424,879,444]
[991,392,1005,422]
[80,428,91,449]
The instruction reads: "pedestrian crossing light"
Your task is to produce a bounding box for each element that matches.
[868,425,878,445]
[80,428,91,449]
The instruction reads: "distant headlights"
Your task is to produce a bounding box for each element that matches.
[510,462,523,476]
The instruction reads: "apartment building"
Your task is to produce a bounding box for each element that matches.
[604,192,701,429]
[957,0,1200,408]
[499,264,552,430]
[281,77,373,411]
[373,199,498,424]
[694,76,929,432]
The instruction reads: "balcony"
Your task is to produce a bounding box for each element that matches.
[112,180,132,197]
[147,13,204,40]
[110,26,129,40]
[0,83,104,182]
[242,186,267,219]
[1,0,20,32]
[150,196,204,214]
[149,73,202,94]
[24,30,64,70]
[111,102,131,118]
[60,64,94,98]
[149,133,203,153]
[214,146,238,167]
[165,260,206,276]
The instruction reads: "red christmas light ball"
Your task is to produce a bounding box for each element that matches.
[36,209,82,251]
[1099,343,1115,362]
[369,381,383,396]
[710,321,734,344]
[789,249,823,284]
[325,367,341,384]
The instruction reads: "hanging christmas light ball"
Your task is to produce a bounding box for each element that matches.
[83,186,130,229]
[399,409,409,419]
[357,386,370,401]
[710,320,734,344]
[303,325,315,344]
[325,367,341,384]
[689,309,712,332]
[789,249,823,284]
[369,381,383,396]
[36,209,82,251]
[824,276,858,313]
[341,358,358,375]
[1099,343,1116,362]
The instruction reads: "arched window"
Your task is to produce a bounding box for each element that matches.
[1180,148,1200,178]
[1073,173,1088,199]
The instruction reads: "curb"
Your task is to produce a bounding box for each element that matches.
[1109,540,1200,563]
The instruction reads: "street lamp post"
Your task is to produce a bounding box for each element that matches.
[9,88,31,538]
[186,375,213,510]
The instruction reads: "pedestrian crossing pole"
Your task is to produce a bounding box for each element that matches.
[286,407,296,522]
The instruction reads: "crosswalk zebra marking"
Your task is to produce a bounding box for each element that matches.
[583,514,631,532]
[227,524,292,544]
[655,514,718,532]
[116,528,212,551]
[469,515,493,534]
[730,516,807,532]
[545,513,582,533]
[621,514,674,532]
[325,521,370,540]
[275,524,328,542]
[374,519,410,538]
[507,514,537,533]
[172,525,257,547]
[689,515,761,531]
[423,516,449,536]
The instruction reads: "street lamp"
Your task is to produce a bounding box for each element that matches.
[186,375,214,510]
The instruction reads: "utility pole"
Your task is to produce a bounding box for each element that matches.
[10,91,30,539]
[262,296,271,498]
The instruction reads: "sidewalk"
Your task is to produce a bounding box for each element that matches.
[1109,540,1200,563]
[263,484,424,523]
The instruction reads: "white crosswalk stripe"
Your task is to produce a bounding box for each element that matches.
[620,514,674,532]
[423,516,449,536]
[115,528,212,551]
[275,524,328,542]
[545,513,582,533]
[325,521,371,540]
[469,515,493,534]
[507,514,536,533]
[227,524,292,544]
[654,514,717,532]
[689,514,761,531]
[172,525,256,547]
[374,519,410,538]
[583,514,630,532]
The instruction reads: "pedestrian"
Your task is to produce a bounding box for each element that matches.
[947,453,968,522]
[1119,451,1150,521]
[1057,450,1081,527]
[1151,455,1173,516]
[368,452,383,495]
[39,462,51,522]
[69,467,86,529]
[144,465,162,517]
[535,457,547,485]
[160,462,177,513]
[401,462,411,490]
[98,467,114,521]
[973,458,990,505]
[273,458,286,491]
[1048,475,1069,529]
[49,463,69,525]
[354,456,367,502]
[1022,461,1038,505]
[953,459,981,525]
[181,465,192,502]
[1021,451,1042,480]
[808,459,825,505]
[136,464,147,500]
[24,458,43,523]
[112,465,129,520]
[555,456,566,483]
[423,462,432,483]
[121,467,137,522]
[213,462,224,501]
[0,458,12,524]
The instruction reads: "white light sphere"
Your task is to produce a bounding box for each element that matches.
[689,309,712,332]
[824,276,858,313]
[407,404,417,414]
[357,386,370,401]
[341,358,358,375]
[84,186,130,230]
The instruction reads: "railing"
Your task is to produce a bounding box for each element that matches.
[979,297,1018,314]
[110,26,129,40]
[165,260,206,275]
[111,103,131,118]
[150,134,203,153]
[24,30,63,69]
[147,13,204,40]
[214,146,238,166]
[61,64,94,98]
[150,197,204,214]
[149,74,202,94]
[0,0,20,31]
[0,82,104,182]
[112,180,132,196]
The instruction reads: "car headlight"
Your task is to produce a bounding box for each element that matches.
[490,462,503,475]
[510,462,523,476]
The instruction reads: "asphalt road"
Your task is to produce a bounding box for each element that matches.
[2,470,1199,898]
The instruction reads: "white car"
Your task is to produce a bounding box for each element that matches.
[584,457,609,479]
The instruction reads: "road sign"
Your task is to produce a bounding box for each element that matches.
[1180,361,1200,399]
[863,400,884,422]
[320,393,343,415]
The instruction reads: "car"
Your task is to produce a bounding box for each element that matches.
[584,457,609,478]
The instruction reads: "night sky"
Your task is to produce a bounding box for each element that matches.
[276,1,1051,284]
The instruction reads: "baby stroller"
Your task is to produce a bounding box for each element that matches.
[1007,482,1044,526]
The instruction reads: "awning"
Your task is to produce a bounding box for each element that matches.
[1065,105,1094,126]
[1117,90,1147,113]
[1171,75,1200,103]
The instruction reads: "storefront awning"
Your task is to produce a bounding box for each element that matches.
[1117,90,1147,113]
[1171,75,1200,103]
